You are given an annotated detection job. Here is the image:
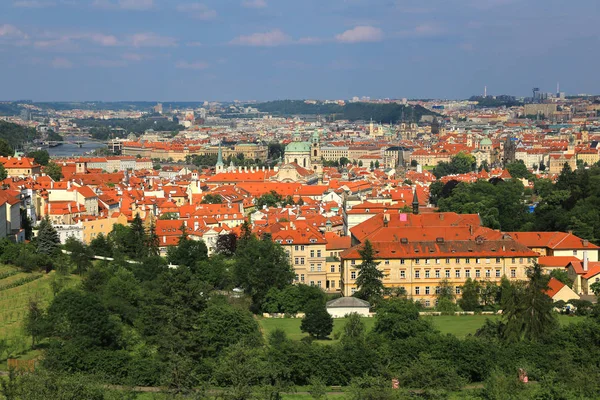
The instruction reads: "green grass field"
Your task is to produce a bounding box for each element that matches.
[258,313,582,343]
[0,266,80,370]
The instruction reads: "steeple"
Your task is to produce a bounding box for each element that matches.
[215,141,224,174]
[412,187,419,215]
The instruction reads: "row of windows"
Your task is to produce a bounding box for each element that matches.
[353,257,530,265]
[296,275,341,289]
[350,269,517,280]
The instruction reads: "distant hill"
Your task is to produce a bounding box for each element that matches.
[0,120,37,148]
[253,100,437,123]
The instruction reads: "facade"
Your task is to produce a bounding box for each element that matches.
[0,156,41,177]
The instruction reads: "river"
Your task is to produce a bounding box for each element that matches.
[46,136,107,158]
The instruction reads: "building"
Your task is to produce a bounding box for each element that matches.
[0,156,41,177]
[545,277,579,303]
[326,297,370,318]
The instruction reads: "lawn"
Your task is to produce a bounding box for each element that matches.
[258,313,583,343]
[0,268,80,370]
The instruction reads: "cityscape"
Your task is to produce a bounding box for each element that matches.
[1,0,600,399]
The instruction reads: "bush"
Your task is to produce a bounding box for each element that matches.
[301,301,333,339]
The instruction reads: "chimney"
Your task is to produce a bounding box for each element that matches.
[583,250,589,272]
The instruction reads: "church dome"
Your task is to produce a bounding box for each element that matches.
[285,141,311,153]
[480,138,492,146]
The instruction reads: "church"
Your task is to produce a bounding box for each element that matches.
[272,130,324,183]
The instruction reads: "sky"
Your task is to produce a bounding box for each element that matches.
[0,0,599,101]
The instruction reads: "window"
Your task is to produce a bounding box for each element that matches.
[425,300,431,307]
[425,270,430,278]
[511,269,516,278]
[496,270,501,278]
[496,258,501,264]
[295,245,299,251]
[400,259,405,265]
[435,286,440,294]
[294,257,299,265]
[435,270,441,278]
[425,286,430,295]
[301,274,305,282]
[476,258,481,264]
[400,270,406,279]
[295,274,299,281]
[351,271,356,279]
[475,270,481,278]
[519,258,523,264]
[310,264,315,272]
[415,270,420,278]
[301,246,305,251]
[455,287,461,295]
[317,250,321,257]
[300,258,305,265]
[425,259,430,264]
[415,259,420,264]
[351,260,356,265]
[465,269,471,278]
[415,287,420,295]
[310,281,314,286]
[436,259,440,264]
[445,270,450,278]
[465,258,470,264]
[511,258,516,264]
[485,270,491,278]
[317,281,322,288]
[573,250,577,256]
[310,250,315,257]
[486,258,491,264]
[351,288,356,294]
[385,260,390,265]
[330,265,335,273]
[317,265,322,272]
[446,258,451,264]
[330,280,335,288]
[456,258,460,264]
[455,270,461,278]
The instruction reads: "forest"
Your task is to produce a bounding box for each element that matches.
[0,215,599,399]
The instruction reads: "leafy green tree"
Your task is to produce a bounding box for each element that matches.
[200,194,223,204]
[27,150,50,166]
[459,278,480,311]
[215,233,237,256]
[35,217,60,257]
[213,342,269,400]
[0,163,6,181]
[89,233,112,257]
[436,278,457,313]
[23,298,47,348]
[373,298,434,340]
[590,281,600,297]
[44,161,63,181]
[64,237,92,275]
[308,376,327,400]
[300,301,333,339]
[234,234,295,311]
[256,190,282,209]
[354,240,384,304]
[130,214,147,260]
[432,152,476,178]
[166,236,208,268]
[549,269,574,288]
[146,220,159,257]
[506,160,532,179]
[0,139,13,157]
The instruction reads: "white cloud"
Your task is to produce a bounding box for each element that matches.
[86,58,128,67]
[13,0,56,8]
[176,3,217,20]
[89,33,119,46]
[51,57,73,68]
[230,29,290,46]
[335,26,383,43]
[176,60,209,70]
[0,24,28,39]
[241,0,266,9]
[128,32,176,47]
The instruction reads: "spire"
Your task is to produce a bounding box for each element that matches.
[215,141,224,173]
[412,187,419,215]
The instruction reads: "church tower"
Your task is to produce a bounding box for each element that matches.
[215,141,224,174]
[310,129,323,182]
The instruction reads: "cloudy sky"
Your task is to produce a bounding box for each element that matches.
[0,0,598,101]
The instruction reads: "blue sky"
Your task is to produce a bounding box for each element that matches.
[1,0,598,101]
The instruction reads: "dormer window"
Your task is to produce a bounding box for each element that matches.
[286,239,293,244]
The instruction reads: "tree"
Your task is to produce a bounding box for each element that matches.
[436,278,457,313]
[201,194,223,204]
[550,269,574,288]
[146,220,159,257]
[506,160,532,179]
[0,164,6,181]
[27,149,50,166]
[358,160,363,167]
[590,281,600,297]
[373,298,434,340]
[234,234,295,311]
[89,233,112,257]
[502,263,557,342]
[23,298,47,348]
[64,237,92,275]
[44,162,63,181]
[0,139,13,157]
[354,240,384,304]
[300,301,333,339]
[459,278,481,311]
[215,233,237,256]
[166,236,208,268]
[35,217,60,257]
[130,214,147,260]
[374,160,380,169]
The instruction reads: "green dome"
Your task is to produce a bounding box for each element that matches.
[285,141,311,153]
[480,138,492,146]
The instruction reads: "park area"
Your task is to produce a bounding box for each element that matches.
[258,313,581,343]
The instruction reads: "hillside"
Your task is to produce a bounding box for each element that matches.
[254,100,437,122]
[0,120,38,148]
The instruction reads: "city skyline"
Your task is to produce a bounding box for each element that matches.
[1,0,599,101]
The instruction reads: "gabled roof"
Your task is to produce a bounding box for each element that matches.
[506,232,599,250]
